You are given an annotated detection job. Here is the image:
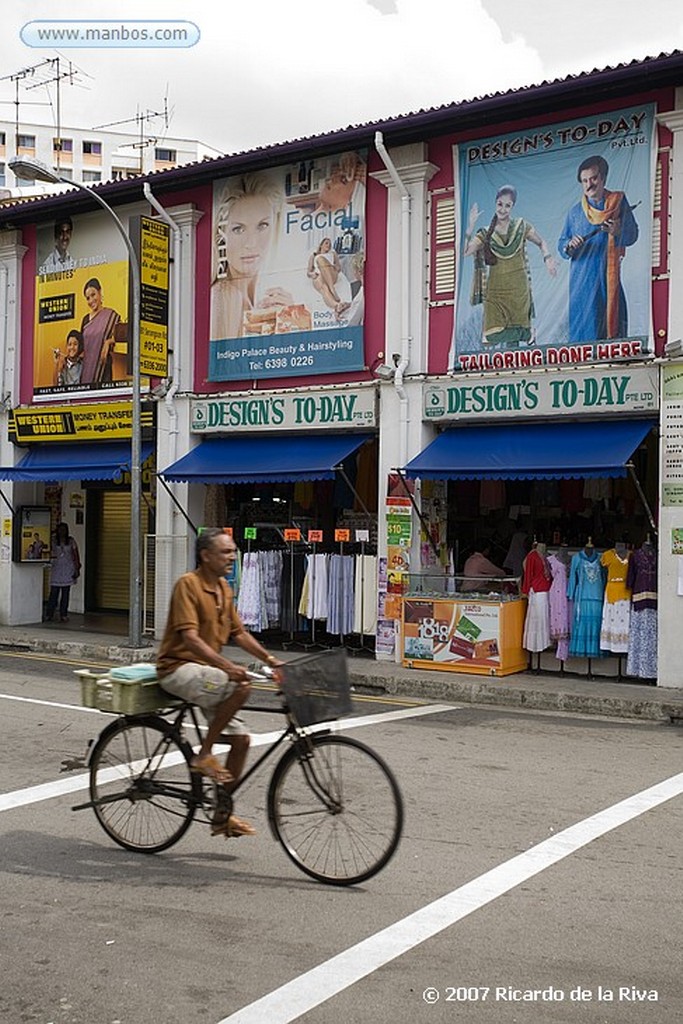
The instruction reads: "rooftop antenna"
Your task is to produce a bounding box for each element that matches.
[92,95,171,174]
[0,58,84,169]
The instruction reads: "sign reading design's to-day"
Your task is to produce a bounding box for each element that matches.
[424,366,658,422]
[191,387,377,433]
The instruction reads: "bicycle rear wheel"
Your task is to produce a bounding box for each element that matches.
[267,734,403,885]
[89,716,201,853]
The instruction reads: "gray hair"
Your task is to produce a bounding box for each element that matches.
[195,527,227,566]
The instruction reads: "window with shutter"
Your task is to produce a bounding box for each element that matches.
[652,150,669,277]
[429,190,456,305]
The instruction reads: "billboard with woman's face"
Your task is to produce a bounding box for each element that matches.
[208,151,367,382]
[34,211,131,398]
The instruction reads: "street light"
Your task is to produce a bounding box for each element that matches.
[9,156,144,648]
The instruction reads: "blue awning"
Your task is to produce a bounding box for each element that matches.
[160,434,372,484]
[0,441,154,482]
[403,419,654,480]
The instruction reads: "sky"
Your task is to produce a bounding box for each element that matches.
[1,0,683,157]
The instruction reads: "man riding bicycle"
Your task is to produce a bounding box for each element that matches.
[156,528,282,838]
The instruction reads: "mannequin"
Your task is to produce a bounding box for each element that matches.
[548,545,571,662]
[599,540,631,653]
[626,535,658,678]
[568,538,605,658]
[521,540,552,652]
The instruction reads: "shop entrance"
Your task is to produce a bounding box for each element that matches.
[85,490,152,613]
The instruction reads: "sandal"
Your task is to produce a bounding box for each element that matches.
[211,814,256,839]
[190,754,234,786]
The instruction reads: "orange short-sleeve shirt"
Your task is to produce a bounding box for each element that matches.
[156,571,244,678]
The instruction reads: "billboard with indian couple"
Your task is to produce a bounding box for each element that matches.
[208,150,367,382]
[450,104,656,373]
[33,211,131,399]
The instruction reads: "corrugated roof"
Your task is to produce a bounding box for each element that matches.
[2,49,682,224]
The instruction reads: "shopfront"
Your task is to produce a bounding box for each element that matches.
[0,403,154,621]
[396,367,660,682]
[158,385,380,649]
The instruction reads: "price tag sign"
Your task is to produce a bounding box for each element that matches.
[222,527,234,538]
[284,528,301,542]
[335,529,351,542]
[355,529,370,543]
[308,530,323,543]
[243,527,257,540]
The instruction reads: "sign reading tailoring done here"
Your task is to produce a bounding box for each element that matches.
[191,386,377,433]
[423,365,659,422]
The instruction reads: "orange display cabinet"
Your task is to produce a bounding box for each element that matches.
[401,575,528,677]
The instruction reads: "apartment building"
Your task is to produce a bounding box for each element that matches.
[0,119,222,195]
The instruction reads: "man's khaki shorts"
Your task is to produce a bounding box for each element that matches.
[158,663,247,734]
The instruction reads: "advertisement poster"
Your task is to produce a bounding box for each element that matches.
[403,598,502,668]
[450,105,655,373]
[34,211,131,398]
[208,151,367,381]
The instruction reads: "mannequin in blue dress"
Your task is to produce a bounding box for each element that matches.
[567,537,607,658]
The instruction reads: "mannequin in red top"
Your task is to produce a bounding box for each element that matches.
[521,541,552,652]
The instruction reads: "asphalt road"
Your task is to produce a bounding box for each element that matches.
[1,651,682,1024]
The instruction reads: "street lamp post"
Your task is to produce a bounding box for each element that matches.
[9,156,144,648]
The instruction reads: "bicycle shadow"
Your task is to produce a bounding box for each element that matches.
[0,829,355,892]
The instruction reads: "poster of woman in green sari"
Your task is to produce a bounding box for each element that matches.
[464,185,557,347]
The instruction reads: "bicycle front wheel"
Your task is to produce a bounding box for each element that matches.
[89,716,201,853]
[267,734,403,885]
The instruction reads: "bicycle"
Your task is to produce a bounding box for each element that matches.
[73,649,404,886]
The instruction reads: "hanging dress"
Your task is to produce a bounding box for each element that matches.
[547,553,570,663]
[599,549,632,653]
[625,545,658,678]
[521,548,552,652]
[567,549,606,658]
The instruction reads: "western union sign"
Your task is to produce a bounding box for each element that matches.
[9,403,154,443]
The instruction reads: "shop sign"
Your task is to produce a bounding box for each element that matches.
[451,105,654,372]
[661,363,683,506]
[9,402,153,443]
[423,366,658,423]
[191,387,376,433]
[135,215,170,377]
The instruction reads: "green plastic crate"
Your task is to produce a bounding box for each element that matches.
[74,669,171,714]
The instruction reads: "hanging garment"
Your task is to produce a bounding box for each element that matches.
[327,554,355,635]
[625,545,658,678]
[547,553,570,663]
[567,549,606,658]
[281,550,307,633]
[261,550,283,629]
[521,548,552,652]
[299,553,329,620]
[599,549,632,653]
[237,552,268,632]
[626,607,657,679]
[353,555,378,635]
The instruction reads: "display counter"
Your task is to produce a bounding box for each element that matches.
[401,574,528,677]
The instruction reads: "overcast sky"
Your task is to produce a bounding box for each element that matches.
[2,0,683,156]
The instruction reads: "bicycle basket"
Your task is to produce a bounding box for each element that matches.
[279,648,353,726]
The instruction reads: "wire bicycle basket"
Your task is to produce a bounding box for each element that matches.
[279,648,353,726]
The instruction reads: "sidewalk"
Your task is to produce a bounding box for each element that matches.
[1,617,683,725]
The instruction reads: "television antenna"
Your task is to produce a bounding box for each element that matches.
[0,57,85,169]
[92,93,171,174]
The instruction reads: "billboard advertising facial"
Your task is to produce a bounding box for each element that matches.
[208,151,367,381]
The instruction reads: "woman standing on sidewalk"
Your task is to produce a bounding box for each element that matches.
[44,523,80,623]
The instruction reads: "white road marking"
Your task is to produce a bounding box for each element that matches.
[217,770,683,1024]
[0,702,453,813]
